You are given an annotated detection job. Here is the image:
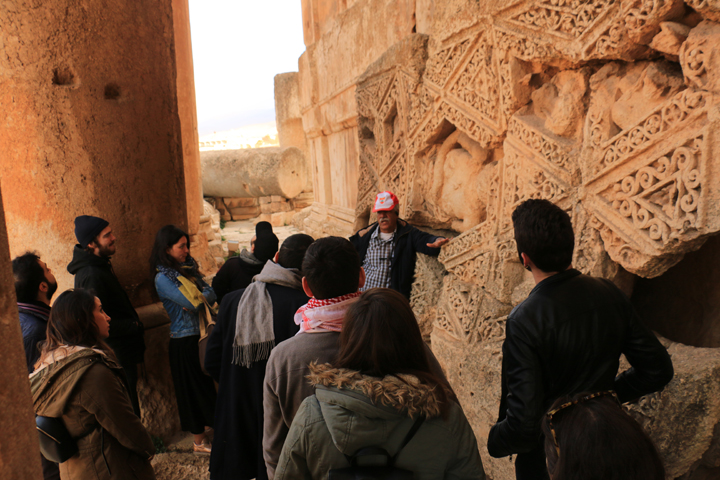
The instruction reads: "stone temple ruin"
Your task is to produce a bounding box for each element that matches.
[3,0,720,479]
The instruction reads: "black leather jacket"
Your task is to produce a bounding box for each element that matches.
[487,269,673,458]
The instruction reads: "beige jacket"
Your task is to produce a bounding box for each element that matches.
[30,347,155,480]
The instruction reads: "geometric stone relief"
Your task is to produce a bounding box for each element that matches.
[583,87,719,277]
[355,18,720,339]
[355,68,418,219]
[425,26,508,147]
[351,10,720,479]
[495,0,685,63]
[410,254,447,342]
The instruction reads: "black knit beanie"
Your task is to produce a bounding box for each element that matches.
[75,215,109,248]
[255,221,273,236]
[254,222,279,263]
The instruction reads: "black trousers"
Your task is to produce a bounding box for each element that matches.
[41,455,60,480]
[120,361,141,418]
[515,446,550,480]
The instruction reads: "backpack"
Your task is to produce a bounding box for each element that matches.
[36,415,78,463]
[328,416,425,480]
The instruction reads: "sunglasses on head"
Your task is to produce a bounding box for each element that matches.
[546,390,621,457]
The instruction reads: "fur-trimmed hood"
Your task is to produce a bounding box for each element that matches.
[307,362,444,418]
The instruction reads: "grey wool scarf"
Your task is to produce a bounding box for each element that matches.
[232,260,302,367]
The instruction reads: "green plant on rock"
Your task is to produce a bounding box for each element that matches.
[151,435,167,454]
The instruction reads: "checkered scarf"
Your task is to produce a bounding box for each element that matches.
[294,292,361,334]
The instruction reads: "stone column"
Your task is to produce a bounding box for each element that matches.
[0,188,43,479]
[0,0,190,301]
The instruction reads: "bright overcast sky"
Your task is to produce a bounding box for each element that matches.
[188,0,306,135]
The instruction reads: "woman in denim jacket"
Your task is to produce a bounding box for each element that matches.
[151,225,217,455]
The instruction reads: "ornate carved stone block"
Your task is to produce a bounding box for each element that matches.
[495,0,683,63]
[409,254,446,341]
[584,87,720,277]
[434,274,511,345]
[424,27,508,147]
[498,138,573,235]
[680,20,720,94]
[684,0,720,23]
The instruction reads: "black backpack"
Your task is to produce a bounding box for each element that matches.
[328,416,425,480]
[36,416,78,463]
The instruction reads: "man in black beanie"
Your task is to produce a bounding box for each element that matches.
[212,221,279,305]
[67,215,145,417]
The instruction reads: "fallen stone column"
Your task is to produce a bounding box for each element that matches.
[201,146,307,199]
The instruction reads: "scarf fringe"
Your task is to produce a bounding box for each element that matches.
[232,340,276,368]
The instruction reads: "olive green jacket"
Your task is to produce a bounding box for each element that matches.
[275,363,486,480]
[30,347,155,480]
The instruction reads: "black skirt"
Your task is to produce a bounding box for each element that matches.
[169,335,217,434]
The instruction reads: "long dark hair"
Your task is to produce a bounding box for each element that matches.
[149,224,202,282]
[542,393,665,480]
[335,288,454,417]
[36,289,114,365]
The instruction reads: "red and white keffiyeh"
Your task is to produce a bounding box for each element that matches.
[294,292,362,334]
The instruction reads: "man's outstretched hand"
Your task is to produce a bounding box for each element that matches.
[427,237,450,248]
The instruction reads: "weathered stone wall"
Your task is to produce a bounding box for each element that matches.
[299,0,720,478]
[298,0,418,238]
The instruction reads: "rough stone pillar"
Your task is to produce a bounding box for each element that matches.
[172,0,215,273]
[0,0,190,301]
[0,188,43,479]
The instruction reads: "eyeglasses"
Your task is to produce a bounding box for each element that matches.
[546,390,620,457]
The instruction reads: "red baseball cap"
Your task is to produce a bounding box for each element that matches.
[373,191,399,212]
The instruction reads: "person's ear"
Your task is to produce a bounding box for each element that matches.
[521,253,532,271]
[358,267,366,290]
[39,281,49,293]
[302,277,314,298]
[274,252,279,263]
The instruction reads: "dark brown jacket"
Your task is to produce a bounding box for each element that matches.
[30,348,155,480]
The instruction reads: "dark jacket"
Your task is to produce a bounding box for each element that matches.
[30,348,155,480]
[211,253,265,306]
[487,269,674,458]
[19,301,51,372]
[349,219,441,299]
[275,364,486,480]
[67,246,145,365]
[205,283,308,480]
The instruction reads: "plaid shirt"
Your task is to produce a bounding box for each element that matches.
[361,227,395,291]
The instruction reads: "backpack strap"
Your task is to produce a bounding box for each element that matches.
[341,415,426,468]
[390,415,425,466]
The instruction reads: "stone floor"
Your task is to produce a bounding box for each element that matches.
[151,432,210,480]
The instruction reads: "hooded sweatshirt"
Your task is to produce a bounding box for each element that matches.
[67,246,145,364]
[274,363,486,480]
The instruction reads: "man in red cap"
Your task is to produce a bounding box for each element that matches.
[350,191,448,299]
